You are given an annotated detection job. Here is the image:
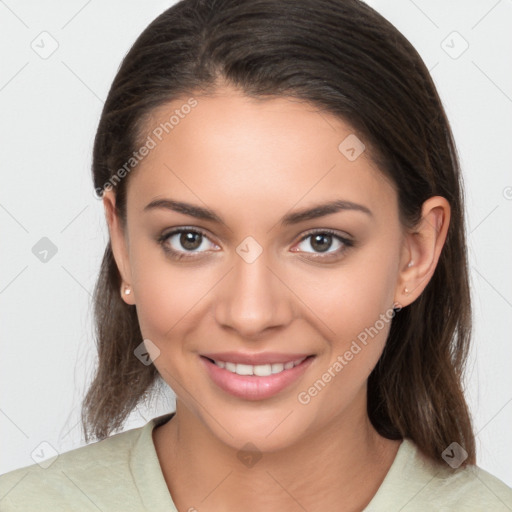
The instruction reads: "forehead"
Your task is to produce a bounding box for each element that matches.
[126,87,397,227]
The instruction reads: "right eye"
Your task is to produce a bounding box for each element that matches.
[157,228,220,260]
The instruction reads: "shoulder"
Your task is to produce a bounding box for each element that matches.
[366,439,512,511]
[0,422,147,511]
[424,461,512,511]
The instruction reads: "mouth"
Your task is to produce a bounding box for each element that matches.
[200,354,316,400]
[203,355,309,376]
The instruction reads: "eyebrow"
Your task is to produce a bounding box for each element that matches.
[143,198,372,226]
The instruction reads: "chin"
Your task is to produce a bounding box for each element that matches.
[199,403,316,453]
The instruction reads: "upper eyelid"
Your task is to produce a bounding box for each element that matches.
[162,226,217,244]
[298,227,352,242]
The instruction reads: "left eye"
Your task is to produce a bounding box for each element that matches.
[293,230,351,256]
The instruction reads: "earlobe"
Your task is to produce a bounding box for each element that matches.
[121,284,134,305]
[394,196,451,306]
[102,190,135,305]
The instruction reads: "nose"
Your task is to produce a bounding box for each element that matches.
[214,247,293,339]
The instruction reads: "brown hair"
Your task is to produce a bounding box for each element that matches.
[82,0,475,465]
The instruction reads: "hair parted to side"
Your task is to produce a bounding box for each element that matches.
[82,0,475,465]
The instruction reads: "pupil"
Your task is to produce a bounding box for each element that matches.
[311,234,331,252]
[181,232,201,250]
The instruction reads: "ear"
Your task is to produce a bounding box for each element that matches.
[102,189,135,305]
[394,196,451,307]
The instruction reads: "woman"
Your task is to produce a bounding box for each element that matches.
[1,0,511,510]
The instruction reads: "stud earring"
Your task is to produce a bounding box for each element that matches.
[123,285,131,295]
[404,287,410,295]
[407,260,414,268]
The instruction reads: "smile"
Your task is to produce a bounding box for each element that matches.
[200,354,315,400]
[210,357,308,376]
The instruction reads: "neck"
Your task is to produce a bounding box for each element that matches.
[153,399,400,512]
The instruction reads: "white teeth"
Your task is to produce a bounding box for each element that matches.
[271,363,284,374]
[213,357,308,376]
[225,362,237,372]
[254,364,272,376]
[235,363,253,376]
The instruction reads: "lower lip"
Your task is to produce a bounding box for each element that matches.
[200,355,315,400]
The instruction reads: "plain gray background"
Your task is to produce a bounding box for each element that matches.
[1,0,511,487]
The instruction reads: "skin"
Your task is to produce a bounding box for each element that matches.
[103,85,450,512]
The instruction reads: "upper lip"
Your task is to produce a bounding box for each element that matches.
[201,352,313,365]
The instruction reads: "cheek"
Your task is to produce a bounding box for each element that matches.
[297,251,398,342]
[296,264,397,417]
[293,236,400,389]
[129,243,209,342]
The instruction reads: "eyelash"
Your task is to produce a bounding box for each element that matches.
[156,227,354,261]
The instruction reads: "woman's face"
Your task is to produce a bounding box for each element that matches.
[107,86,411,451]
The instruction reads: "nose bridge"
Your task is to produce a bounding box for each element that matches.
[214,238,290,336]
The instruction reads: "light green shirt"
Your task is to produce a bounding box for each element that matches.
[1,412,511,511]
